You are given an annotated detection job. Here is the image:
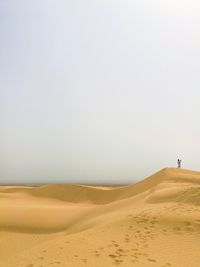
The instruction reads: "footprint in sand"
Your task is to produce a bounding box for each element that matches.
[94,250,100,256]
[114,259,123,265]
[162,229,168,235]
[50,261,61,265]
[147,258,156,262]
[184,221,192,226]
[131,259,138,263]
[173,227,181,232]
[109,254,117,258]
[116,248,125,253]
[132,254,140,261]
[115,249,126,256]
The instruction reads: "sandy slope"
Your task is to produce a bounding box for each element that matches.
[1,168,200,267]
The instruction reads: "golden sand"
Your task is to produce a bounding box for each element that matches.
[1,168,200,266]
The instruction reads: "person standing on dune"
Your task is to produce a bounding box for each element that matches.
[177,159,181,168]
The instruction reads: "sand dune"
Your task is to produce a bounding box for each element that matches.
[1,168,200,266]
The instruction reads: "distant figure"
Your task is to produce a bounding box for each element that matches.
[177,159,181,168]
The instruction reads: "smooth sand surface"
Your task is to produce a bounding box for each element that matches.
[1,168,200,267]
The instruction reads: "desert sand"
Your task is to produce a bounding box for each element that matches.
[1,168,200,267]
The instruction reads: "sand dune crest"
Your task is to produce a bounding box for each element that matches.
[1,168,200,267]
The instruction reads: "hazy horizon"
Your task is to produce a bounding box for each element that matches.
[1,0,200,184]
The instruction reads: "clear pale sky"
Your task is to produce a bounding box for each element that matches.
[0,0,200,184]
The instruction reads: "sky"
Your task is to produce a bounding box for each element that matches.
[0,0,200,184]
